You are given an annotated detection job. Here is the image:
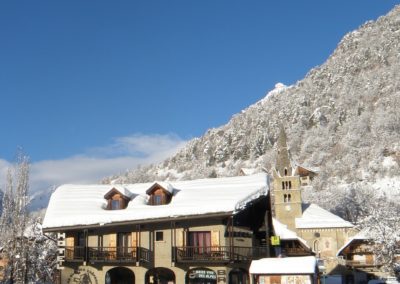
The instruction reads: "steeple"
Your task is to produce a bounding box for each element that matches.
[275,126,292,177]
[272,126,303,231]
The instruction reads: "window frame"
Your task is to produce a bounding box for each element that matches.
[155,231,164,242]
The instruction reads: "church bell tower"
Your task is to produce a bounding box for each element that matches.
[272,127,303,231]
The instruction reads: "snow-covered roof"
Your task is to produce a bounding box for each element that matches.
[294,164,320,174]
[336,229,370,256]
[43,173,269,230]
[240,168,258,176]
[250,256,317,274]
[273,218,310,249]
[295,203,354,229]
[145,181,175,195]
[104,185,132,199]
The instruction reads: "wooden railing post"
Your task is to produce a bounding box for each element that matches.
[228,216,234,261]
[84,230,89,262]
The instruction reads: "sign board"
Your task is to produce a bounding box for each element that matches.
[188,269,217,280]
[57,233,66,270]
[271,236,280,246]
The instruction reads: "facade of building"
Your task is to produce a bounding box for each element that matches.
[249,256,319,284]
[43,174,274,284]
[271,127,355,276]
[337,231,400,283]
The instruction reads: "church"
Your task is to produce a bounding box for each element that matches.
[268,127,373,282]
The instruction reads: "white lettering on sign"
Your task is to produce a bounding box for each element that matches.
[189,270,217,280]
[57,233,66,270]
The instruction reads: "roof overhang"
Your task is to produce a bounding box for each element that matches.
[43,211,233,233]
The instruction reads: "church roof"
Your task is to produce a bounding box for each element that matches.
[295,203,354,229]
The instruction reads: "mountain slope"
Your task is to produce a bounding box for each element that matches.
[104,6,400,195]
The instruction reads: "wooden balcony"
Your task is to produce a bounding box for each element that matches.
[174,246,269,263]
[345,260,377,268]
[283,247,313,256]
[65,246,153,264]
[89,247,137,263]
[65,246,85,262]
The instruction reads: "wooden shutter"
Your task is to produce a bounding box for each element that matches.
[66,236,74,259]
[271,275,281,284]
[108,233,116,247]
[131,232,137,247]
[131,232,138,259]
[366,254,374,265]
[66,236,74,247]
[211,230,220,251]
[108,233,117,260]
[177,230,185,247]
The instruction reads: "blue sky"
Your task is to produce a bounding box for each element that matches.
[0,1,398,193]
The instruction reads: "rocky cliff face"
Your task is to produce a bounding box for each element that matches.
[105,6,400,195]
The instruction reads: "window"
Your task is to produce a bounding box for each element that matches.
[153,195,162,205]
[146,183,173,206]
[155,231,164,242]
[188,231,211,253]
[111,200,120,210]
[104,188,130,210]
[284,168,288,176]
[117,232,132,257]
[313,240,320,253]
[76,232,85,247]
[149,192,171,205]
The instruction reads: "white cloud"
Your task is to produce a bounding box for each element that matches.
[0,133,187,208]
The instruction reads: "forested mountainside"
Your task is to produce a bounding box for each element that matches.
[104,6,400,201]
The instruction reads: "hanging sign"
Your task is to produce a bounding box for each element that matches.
[271,236,281,246]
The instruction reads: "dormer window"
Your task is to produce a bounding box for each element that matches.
[104,187,131,210]
[111,200,121,210]
[146,182,174,206]
[152,195,163,205]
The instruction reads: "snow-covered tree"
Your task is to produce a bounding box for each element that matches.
[0,152,30,283]
[0,152,57,283]
[357,193,400,278]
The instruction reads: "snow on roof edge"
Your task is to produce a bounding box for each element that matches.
[336,229,370,256]
[272,218,310,249]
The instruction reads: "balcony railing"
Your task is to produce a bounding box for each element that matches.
[65,246,85,261]
[283,247,313,256]
[345,260,377,268]
[64,246,153,264]
[174,246,269,263]
[138,247,153,263]
[89,247,137,262]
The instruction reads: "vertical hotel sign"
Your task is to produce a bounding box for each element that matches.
[57,233,66,269]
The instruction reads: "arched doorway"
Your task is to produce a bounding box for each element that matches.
[185,268,217,284]
[105,267,135,284]
[229,268,249,284]
[145,267,175,284]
